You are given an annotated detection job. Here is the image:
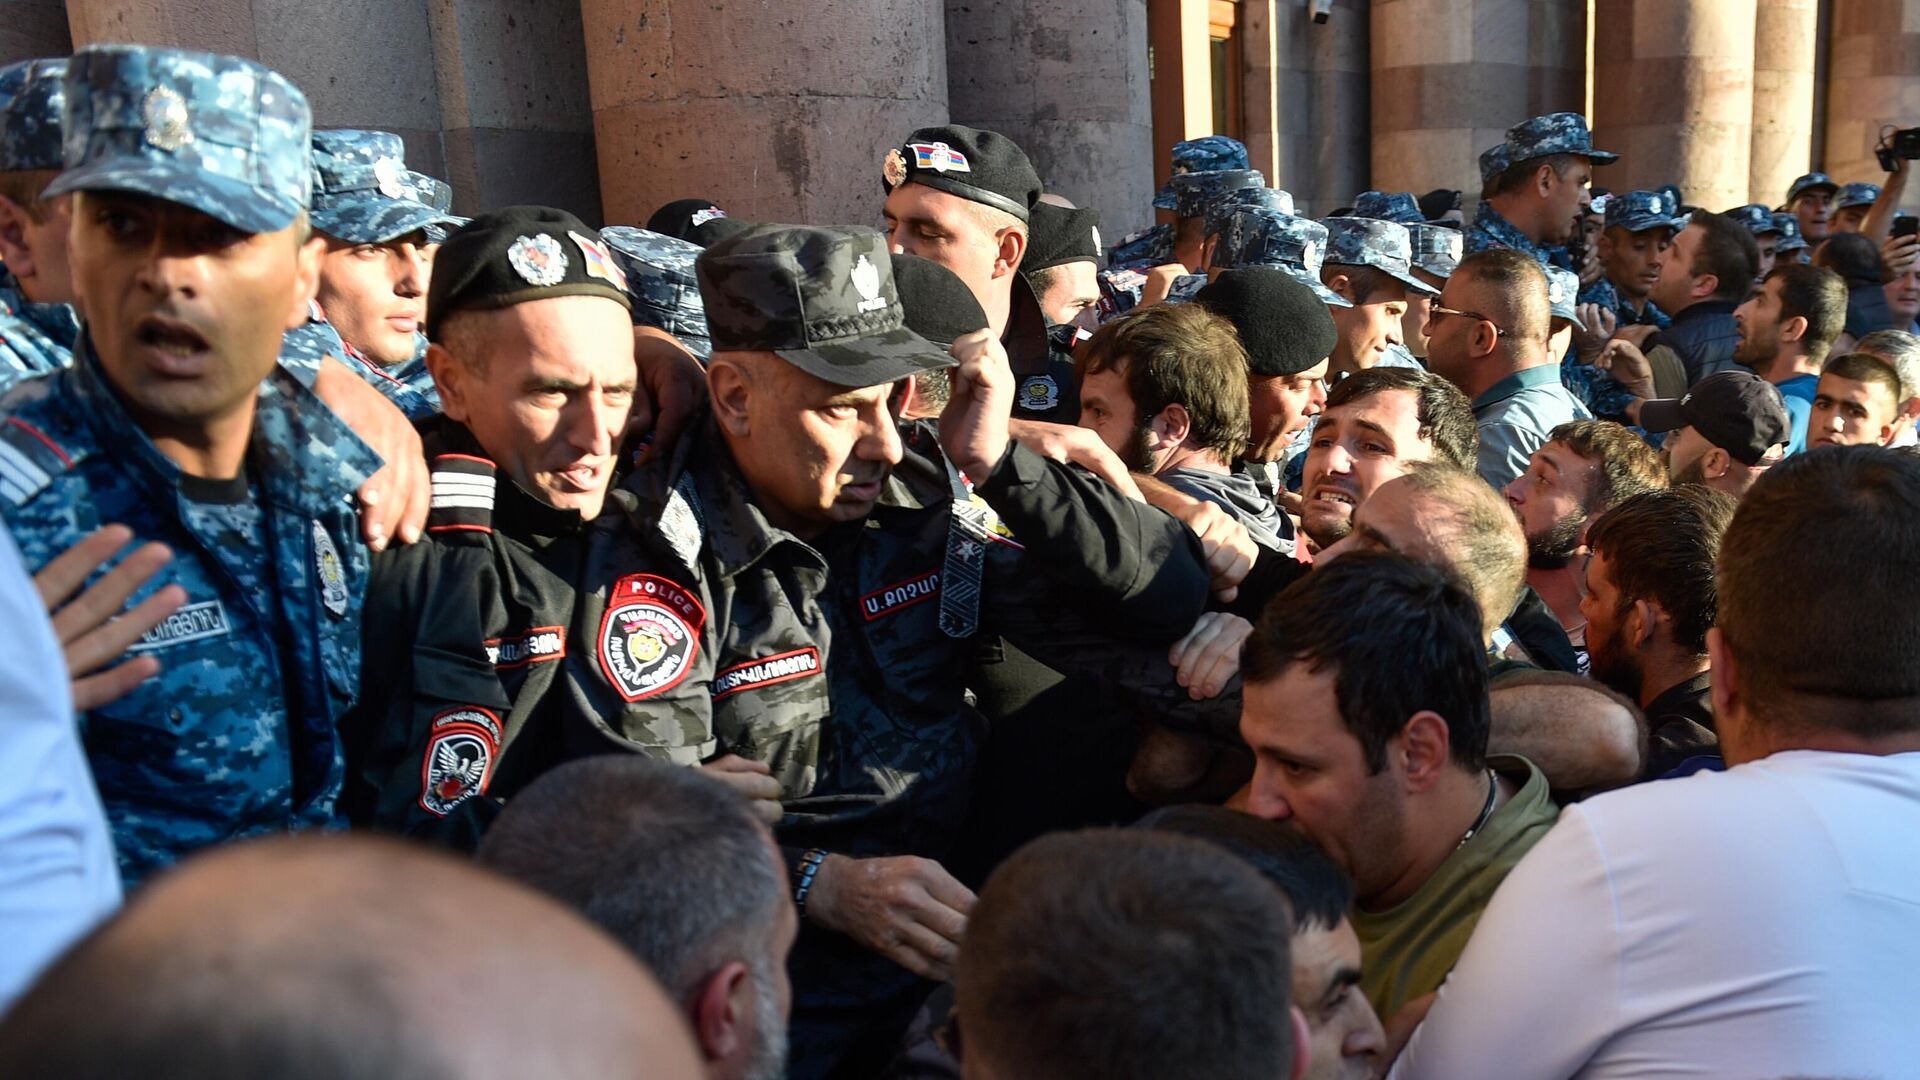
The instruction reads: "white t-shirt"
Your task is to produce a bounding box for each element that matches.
[1389,749,1920,1080]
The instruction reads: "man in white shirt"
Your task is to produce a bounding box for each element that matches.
[1389,444,1920,1079]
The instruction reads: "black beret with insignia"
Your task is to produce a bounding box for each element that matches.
[1023,202,1103,273]
[645,197,752,248]
[882,124,1043,223]
[1196,268,1337,378]
[427,205,633,341]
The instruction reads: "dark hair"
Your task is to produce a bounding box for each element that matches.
[1453,248,1550,345]
[1133,804,1354,933]
[1768,263,1848,364]
[1320,263,1400,305]
[477,755,784,999]
[1821,351,1905,404]
[1718,447,1920,735]
[1323,365,1479,470]
[1548,419,1670,515]
[1587,485,1737,656]
[1492,153,1581,198]
[1687,211,1761,302]
[956,830,1296,1080]
[1813,231,1885,286]
[1243,550,1491,771]
[1078,303,1251,461]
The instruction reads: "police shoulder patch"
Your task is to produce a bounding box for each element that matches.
[429,453,496,536]
[598,573,706,702]
[1015,375,1060,412]
[0,415,78,507]
[419,706,502,817]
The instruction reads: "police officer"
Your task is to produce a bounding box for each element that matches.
[288,129,454,420]
[1786,171,1838,242]
[603,225,714,361]
[1145,168,1266,305]
[1320,216,1436,375]
[1590,189,1683,328]
[1351,190,1456,359]
[1832,181,1881,234]
[1467,112,1618,270]
[1773,211,1811,265]
[1729,202,1786,281]
[1021,200,1102,327]
[1098,177,1286,320]
[344,207,665,848]
[567,224,1221,1077]
[1105,134,1248,271]
[0,44,382,886]
[0,58,81,392]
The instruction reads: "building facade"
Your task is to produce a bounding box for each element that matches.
[3,0,1916,235]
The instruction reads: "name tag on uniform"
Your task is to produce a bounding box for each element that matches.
[486,626,566,668]
[128,599,231,652]
[711,647,822,701]
[862,570,940,621]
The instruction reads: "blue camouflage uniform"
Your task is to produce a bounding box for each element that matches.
[603,225,712,360]
[1466,112,1617,270]
[1352,190,1425,225]
[1102,167,1266,314]
[1321,217,1439,305]
[1836,182,1881,217]
[0,59,80,394]
[304,128,454,420]
[1773,211,1809,263]
[1101,136,1254,300]
[1587,189,1681,328]
[0,44,382,886]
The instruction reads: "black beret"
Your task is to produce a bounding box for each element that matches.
[882,124,1042,222]
[1196,268,1337,378]
[1024,202,1103,272]
[891,253,988,347]
[645,197,752,248]
[427,205,633,341]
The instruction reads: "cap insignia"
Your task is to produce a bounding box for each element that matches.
[1090,226,1102,258]
[508,233,567,287]
[852,254,887,313]
[690,206,727,227]
[374,157,408,199]
[882,148,908,189]
[141,86,194,152]
[569,230,629,292]
[908,142,971,174]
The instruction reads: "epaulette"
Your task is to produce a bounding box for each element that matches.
[0,411,84,507]
[427,453,496,538]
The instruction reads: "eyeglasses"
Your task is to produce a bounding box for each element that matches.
[1427,304,1509,337]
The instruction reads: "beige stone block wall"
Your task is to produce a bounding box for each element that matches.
[580,0,948,230]
[1370,0,1586,211]
[1251,0,1367,217]
[1752,0,1817,208]
[1825,0,1920,214]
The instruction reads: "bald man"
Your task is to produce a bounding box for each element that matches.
[0,836,703,1080]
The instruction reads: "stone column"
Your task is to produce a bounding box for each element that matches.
[1244,0,1366,217]
[579,0,948,230]
[3,1,73,65]
[1750,0,1818,207]
[1824,0,1920,215]
[945,0,1153,238]
[1591,0,1756,212]
[1370,0,1586,214]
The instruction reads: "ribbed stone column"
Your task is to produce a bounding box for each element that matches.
[1824,0,1920,215]
[1750,0,1818,207]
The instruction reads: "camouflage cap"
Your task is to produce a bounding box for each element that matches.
[47,44,311,234]
[1786,171,1838,204]
[1153,135,1249,208]
[0,58,65,172]
[402,169,453,213]
[1543,264,1585,330]
[1408,222,1462,279]
[1504,112,1617,166]
[1478,143,1511,189]
[601,225,711,360]
[1771,212,1807,252]
[309,129,450,245]
[883,124,1041,223]
[1169,168,1265,220]
[1604,189,1684,234]
[1213,207,1350,308]
[1725,202,1784,237]
[426,205,633,341]
[1320,217,1438,296]
[1836,181,1881,210]
[696,224,953,386]
[1351,190,1424,225]
[1204,185,1294,241]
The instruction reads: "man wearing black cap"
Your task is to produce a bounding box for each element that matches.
[1022,200,1102,327]
[646,196,751,248]
[570,224,1225,1078]
[1637,370,1792,498]
[881,124,1078,422]
[1196,268,1335,503]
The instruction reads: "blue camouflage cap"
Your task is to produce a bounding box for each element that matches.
[47,44,311,234]
[1604,189,1683,233]
[309,129,451,245]
[1771,212,1807,252]
[1543,264,1584,330]
[1205,185,1294,240]
[1320,217,1439,296]
[1169,168,1265,220]
[1478,143,1511,189]
[601,225,711,361]
[1726,202,1783,237]
[1153,135,1249,209]
[1786,172,1838,204]
[1213,207,1350,308]
[1836,182,1880,210]
[1351,190,1424,225]
[0,58,65,172]
[1504,112,1617,166]
[401,170,468,244]
[1408,222,1462,279]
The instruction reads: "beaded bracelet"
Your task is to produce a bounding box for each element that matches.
[793,848,828,918]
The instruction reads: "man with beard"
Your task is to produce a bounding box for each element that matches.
[1076,303,1287,551]
[1727,263,1847,454]
[1636,371,1792,499]
[1466,113,1616,270]
[480,756,797,1080]
[1580,485,1737,779]
[1502,421,1667,666]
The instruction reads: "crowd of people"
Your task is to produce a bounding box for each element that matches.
[0,39,1915,1080]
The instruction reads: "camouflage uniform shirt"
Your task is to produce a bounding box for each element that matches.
[0,338,380,885]
[0,267,80,395]
[1465,202,1573,271]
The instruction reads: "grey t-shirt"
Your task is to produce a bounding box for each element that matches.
[1161,465,1291,554]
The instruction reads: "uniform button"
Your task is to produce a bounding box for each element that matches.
[169,707,184,727]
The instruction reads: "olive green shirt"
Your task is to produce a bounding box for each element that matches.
[1352,755,1556,1019]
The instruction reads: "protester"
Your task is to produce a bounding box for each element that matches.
[1641,210,1760,385]
[1637,369,1792,497]
[1730,263,1849,454]
[1853,327,1920,443]
[1810,351,1907,448]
